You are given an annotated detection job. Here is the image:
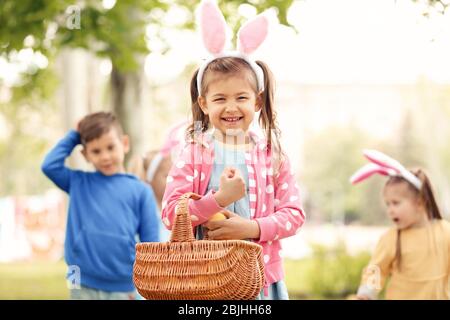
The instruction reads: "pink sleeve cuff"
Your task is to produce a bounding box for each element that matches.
[188,190,224,224]
[255,216,277,242]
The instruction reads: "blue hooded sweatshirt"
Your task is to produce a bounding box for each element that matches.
[42,130,160,292]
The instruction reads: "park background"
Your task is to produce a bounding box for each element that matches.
[1,0,450,299]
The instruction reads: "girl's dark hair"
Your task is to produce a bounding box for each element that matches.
[78,111,123,145]
[385,168,442,270]
[187,57,282,163]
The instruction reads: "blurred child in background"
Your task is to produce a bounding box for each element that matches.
[42,111,160,299]
[350,149,450,300]
[128,121,188,241]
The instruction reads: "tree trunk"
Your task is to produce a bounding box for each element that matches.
[58,48,90,169]
[110,65,146,163]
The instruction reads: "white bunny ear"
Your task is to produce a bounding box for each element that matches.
[237,13,269,55]
[198,0,227,55]
[363,149,403,174]
[361,149,422,190]
[350,163,396,185]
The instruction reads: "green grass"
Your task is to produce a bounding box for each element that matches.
[0,257,366,300]
[284,258,314,299]
[0,260,69,300]
[284,246,371,300]
[1,259,310,300]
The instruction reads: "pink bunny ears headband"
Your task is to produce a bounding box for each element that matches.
[350,149,423,190]
[196,0,269,96]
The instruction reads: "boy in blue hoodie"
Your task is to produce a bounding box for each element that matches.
[42,111,160,299]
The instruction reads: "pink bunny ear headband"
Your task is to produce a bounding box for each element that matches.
[350,149,422,190]
[196,0,269,96]
[146,120,188,182]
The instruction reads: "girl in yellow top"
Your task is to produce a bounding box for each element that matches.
[350,149,450,300]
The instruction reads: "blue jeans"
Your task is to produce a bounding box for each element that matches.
[256,280,290,300]
[70,285,142,300]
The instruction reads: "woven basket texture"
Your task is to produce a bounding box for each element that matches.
[133,192,265,300]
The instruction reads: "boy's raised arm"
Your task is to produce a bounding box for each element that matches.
[41,129,81,193]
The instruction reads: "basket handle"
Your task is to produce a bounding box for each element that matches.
[170,192,202,242]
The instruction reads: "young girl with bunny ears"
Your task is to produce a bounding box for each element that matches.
[350,149,450,300]
[161,0,305,299]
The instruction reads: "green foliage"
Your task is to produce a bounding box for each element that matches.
[215,0,296,42]
[0,0,72,56]
[285,244,371,299]
[0,0,156,72]
[302,125,386,224]
[414,0,449,15]
[0,67,60,196]
[305,243,370,299]
[1,0,296,73]
[0,0,298,196]
[284,258,314,299]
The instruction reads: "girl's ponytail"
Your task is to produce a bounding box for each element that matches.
[396,229,402,271]
[188,69,209,140]
[256,60,283,170]
[414,169,442,220]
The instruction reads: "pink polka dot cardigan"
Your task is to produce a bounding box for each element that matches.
[161,132,306,290]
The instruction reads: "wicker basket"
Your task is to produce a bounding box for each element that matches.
[133,192,265,300]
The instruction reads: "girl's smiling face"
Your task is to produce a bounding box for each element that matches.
[383,181,428,230]
[198,71,261,142]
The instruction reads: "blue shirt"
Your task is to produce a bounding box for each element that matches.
[41,130,160,292]
[209,139,250,218]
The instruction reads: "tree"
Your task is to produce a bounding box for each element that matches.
[301,125,388,225]
[0,0,296,194]
[416,0,449,15]
[393,107,426,168]
[0,0,296,146]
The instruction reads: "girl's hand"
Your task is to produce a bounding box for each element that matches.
[203,210,260,240]
[214,167,246,207]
